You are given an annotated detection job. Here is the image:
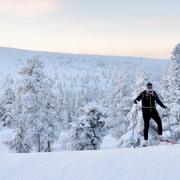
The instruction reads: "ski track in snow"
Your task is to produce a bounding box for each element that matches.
[0,145,180,180]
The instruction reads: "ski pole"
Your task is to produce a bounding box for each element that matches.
[131,105,138,148]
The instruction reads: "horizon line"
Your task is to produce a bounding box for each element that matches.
[0,46,169,61]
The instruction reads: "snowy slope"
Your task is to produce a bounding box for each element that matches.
[0,145,180,180]
[0,47,168,80]
[0,47,169,96]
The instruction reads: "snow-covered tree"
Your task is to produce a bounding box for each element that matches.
[167,44,180,141]
[107,74,132,139]
[11,58,59,152]
[55,82,78,130]
[70,103,106,150]
[157,71,172,139]
[119,71,151,147]
[0,87,15,127]
[10,120,31,153]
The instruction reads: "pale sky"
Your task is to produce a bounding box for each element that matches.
[0,0,179,58]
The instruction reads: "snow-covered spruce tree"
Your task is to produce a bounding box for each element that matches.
[156,72,172,139]
[70,103,106,150]
[11,58,59,152]
[107,74,132,139]
[0,86,15,128]
[79,73,99,105]
[54,82,68,130]
[10,119,31,153]
[167,44,180,141]
[63,89,78,127]
[119,71,153,147]
[55,82,78,130]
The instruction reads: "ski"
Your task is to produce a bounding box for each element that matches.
[159,138,176,145]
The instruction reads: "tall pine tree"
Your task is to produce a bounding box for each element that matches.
[11,58,59,152]
[167,44,180,142]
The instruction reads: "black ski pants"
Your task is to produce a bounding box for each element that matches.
[142,108,162,140]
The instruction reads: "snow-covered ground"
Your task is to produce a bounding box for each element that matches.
[0,145,180,180]
[0,127,179,180]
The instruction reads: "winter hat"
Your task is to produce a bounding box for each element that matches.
[147,82,153,89]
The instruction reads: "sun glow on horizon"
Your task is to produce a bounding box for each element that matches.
[0,0,179,59]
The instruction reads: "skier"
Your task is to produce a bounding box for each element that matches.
[134,82,167,146]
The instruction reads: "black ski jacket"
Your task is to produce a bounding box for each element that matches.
[134,90,166,109]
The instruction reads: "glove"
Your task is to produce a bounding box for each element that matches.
[134,100,137,104]
[164,106,167,109]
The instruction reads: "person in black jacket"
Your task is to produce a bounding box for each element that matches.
[134,82,167,146]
